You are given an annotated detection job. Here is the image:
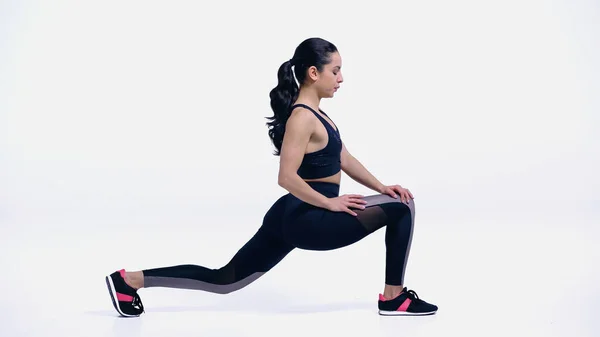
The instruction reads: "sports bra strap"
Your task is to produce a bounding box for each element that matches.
[290,103,319,114]
[290,104,338,132]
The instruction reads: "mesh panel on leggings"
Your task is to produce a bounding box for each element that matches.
[355,205,388,233]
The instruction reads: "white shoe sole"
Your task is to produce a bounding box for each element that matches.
[379,309,437,316]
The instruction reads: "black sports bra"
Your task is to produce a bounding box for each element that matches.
[290,104,342,179]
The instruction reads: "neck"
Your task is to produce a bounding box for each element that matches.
[295,87,322,109]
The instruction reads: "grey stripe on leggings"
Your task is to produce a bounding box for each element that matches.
[144,272,266,294]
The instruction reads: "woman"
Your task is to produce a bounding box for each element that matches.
[105,37,438,317]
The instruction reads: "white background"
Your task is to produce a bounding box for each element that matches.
[1,1,598,336]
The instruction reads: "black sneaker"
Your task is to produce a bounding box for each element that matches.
[105,269,145,317]
[378,287,438,316]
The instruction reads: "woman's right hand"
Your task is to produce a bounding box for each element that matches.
[326,194,368,216]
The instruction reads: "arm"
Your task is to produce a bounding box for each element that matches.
[277,109,332,210]
[340,142,385,193]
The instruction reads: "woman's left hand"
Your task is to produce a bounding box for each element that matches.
[380,184,414,204]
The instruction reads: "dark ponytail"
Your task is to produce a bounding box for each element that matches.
[266,59,298,155]
[265,37,338,156]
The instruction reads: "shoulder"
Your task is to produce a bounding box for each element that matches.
[289,105,314,119]
[287,106,316,128]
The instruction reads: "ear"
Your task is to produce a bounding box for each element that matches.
[307,66,319,81]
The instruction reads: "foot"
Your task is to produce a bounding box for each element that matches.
[378,287,438,316]
[105,269,145,317]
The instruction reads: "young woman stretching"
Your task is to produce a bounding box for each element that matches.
[105,37,438,317]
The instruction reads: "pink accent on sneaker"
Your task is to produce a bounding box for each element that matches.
[116,292,134,302]
[379,292,404,301]
[398,298,412,311]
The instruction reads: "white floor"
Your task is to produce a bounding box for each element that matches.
[1,214,598,337]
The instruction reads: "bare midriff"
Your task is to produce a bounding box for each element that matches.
[303,171,341,185]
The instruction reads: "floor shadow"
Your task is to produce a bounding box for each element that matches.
[147,300,374,314]
[83,310,124,317]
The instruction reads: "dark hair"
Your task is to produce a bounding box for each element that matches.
[265,37,338,155]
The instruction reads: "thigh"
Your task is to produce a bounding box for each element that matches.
[282,200,371,251]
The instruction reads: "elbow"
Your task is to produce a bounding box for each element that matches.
[278,172,291,188]
[278,169,299,189]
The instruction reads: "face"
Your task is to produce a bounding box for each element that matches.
[307,51,344,98]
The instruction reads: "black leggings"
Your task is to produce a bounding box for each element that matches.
[142,181,415,293]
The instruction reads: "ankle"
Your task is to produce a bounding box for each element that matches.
[124,271,144,290]
[383,285,404,300]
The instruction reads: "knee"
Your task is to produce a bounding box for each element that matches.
[379,198,415,223]
[393,197,415,217]
[214,264,262,294]
[213,265,239,294]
